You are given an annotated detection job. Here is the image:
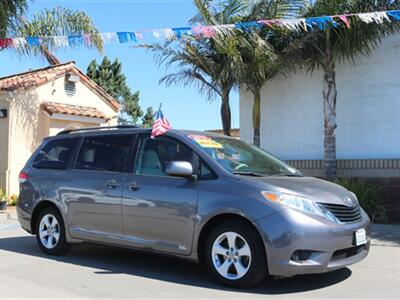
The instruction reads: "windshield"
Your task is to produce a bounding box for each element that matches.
[188,135,301,177]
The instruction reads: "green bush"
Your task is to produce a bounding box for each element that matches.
[335,178,387,224]
[8,195,18,206]
[0,189,18,206]
[0,188,6,202]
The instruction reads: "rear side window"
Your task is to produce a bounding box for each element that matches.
[75,135,132,173]
[33,138,76,170]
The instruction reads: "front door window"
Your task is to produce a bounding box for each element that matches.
[135,136,197,177]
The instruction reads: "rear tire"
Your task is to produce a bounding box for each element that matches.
[204,220,267,288]
[35,206,70,255]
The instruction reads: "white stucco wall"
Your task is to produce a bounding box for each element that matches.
[240,34,400,160]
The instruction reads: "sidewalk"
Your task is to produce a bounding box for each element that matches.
[1,207,399,246]
[0,207,16,219]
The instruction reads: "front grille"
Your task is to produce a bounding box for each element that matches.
[319,203,362,223]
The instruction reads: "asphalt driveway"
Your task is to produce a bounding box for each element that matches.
[0,212,399,299]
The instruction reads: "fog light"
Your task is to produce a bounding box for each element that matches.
[291,250,313,262]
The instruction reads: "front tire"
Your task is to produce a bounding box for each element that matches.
[35,207,70,255]
[204,220,267,288]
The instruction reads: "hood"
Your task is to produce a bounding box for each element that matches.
[244,176,357,207]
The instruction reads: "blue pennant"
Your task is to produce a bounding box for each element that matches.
[68,35,84,47]
[306,16,337,30]
[235,21,264,32]
[117,32,137,43]
[387,11,400,21]
[26,37,40,46]
[172,27,192,39]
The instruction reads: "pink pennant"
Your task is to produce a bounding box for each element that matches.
[83,34,93,46]
[338,15,350,28]
[192,26,216,38]
[0,38,13,48]
[257,19,283,28]
[135,31,144,40]
[201,26,217,38]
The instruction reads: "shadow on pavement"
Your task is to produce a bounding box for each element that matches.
[0,235,352,295]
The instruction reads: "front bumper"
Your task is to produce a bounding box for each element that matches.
[255,207,371,277]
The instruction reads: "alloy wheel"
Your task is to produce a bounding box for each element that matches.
[38,214,60,249]
[211,231,252,280]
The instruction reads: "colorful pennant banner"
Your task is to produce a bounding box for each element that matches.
[1,9,400,50]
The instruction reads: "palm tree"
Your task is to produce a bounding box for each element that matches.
[290,0,400,179]
[225,33,279,146]
[221,0,303,146]
[5,6,102,62]
[149,38,236,136]
[0,0,28,37]
[146,0,248,136]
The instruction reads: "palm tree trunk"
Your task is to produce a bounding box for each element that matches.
[220,89,231,136]
[323,58,338,180]
[253,88,261,147]
[41,46,61,66]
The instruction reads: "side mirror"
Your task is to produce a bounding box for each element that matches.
[166,161,193,178]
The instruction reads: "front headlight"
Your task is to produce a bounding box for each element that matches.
[261,191,340,223]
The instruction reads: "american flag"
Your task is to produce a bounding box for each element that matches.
[151,106,171,138]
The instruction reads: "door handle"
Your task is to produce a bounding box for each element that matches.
[106,179,121,189]
[128,181,141,191]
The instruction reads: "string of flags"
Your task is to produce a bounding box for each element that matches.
[1,9,400,50]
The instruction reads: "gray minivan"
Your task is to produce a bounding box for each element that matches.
[17,126,370,288]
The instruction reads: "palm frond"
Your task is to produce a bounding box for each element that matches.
[0,0,28,38]
[288,0,400,72]
[9,6,103,57]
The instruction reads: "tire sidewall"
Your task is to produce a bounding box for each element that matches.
[35,207,69,255]
[204,221,267,288]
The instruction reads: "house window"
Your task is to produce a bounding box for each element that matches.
[65,81,76,96]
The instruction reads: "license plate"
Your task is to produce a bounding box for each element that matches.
[354,228,367,246]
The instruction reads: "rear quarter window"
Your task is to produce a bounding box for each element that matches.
[33,138,77,170]
[75,135,132,173]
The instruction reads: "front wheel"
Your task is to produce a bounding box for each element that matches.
[35,207,70,255]
[204,220,267,288]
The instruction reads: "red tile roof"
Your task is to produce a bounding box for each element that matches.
[41,102,109,120]
[0,61,120,111]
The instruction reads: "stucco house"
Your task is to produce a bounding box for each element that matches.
[240,34,400,220]
[0,61,120,196]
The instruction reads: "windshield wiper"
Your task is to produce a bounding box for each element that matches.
[232,171,266,177]
[273,173,302,177]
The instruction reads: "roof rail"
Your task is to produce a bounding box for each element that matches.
[57,125,140,136]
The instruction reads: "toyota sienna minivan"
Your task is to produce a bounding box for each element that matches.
[17,126,370,288]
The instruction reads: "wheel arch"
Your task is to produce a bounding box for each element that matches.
[196,213,267,265]
[30,200,63,234]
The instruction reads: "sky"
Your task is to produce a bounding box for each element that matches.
[0,0,240,131]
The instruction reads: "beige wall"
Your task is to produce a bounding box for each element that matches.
[8,88,41,196]
[36,77,118,122]
[3,76,119,196]
[48,119,99,136]
[0,93,10,194]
